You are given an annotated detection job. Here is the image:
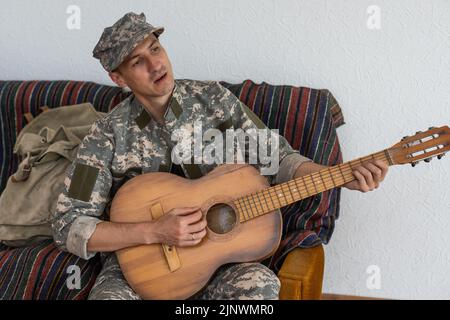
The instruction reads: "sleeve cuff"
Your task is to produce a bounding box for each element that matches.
[66,216,102,260]
[275,153,312,184]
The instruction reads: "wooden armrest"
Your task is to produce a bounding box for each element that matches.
[277,244,324,300]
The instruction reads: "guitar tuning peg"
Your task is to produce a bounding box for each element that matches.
[424,157,432,163]
[411,161,418,167]
[402,136,409,141]
[416,131,422,135]
[429,126,436,130]
[437,154,445,160]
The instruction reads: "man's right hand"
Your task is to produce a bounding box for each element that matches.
[86,206,207,254]
[147,206,207,247]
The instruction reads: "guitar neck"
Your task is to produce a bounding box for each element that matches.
[233,149,394,222]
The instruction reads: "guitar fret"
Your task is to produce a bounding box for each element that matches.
[303,175,317,196]
[330,168,338,188]
[278,184,289,203]
[242,204,251,222]
[243,197,253,220]
[261,190,271,212]
[238,198,249,221]
[280,184,287,202]
[282,182,294,203]
[267,188,277,210]
[384,149,393,165]
[345,163,353,182]
[343,163,350,182]
[294,179,304,199]
[290,182,297,201]
[275,185,286,207]
[337,164,346,185]
[289,180,299,200]
[298,176,306,197]
[251,195,259,216]
[254,192,263,215]
[255,193,263,214]
[245,196,255,218]
[249,194,257,215]
[318,172,327,191]
[235,199,246,222]
[320,170,333,190]
[255,192,263,214]
[348,160,354,170]
[311,175,319,194]
[287,180,299,202]
[272,186,283,207]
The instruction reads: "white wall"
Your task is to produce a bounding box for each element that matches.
[1,0,449,299]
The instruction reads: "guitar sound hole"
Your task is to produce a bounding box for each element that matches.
[206,203,237,234]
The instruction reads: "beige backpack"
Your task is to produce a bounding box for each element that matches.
[0,103,105,246]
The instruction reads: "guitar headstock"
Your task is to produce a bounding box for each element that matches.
[388,125,450,166]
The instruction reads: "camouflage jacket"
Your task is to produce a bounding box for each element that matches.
[51,79,311,259]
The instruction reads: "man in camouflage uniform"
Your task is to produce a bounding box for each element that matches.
[52,12,389,300]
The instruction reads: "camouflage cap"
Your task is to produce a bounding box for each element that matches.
[92,12,164,72]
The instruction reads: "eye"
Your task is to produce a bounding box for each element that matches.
[151,45,160,53]
[132,59,141,67]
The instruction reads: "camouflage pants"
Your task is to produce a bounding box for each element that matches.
[88,253,280,300]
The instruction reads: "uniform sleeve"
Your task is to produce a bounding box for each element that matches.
[213,82,312,185]
[51,118,115,260]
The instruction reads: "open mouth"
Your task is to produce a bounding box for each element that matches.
[154,73,167,84]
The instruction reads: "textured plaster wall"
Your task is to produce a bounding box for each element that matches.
[1,0,449,299]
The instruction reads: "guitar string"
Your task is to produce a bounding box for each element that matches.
[236,153,386,219]
[258,153,387,203]
[236,154,386,220]
[234,153,388,220]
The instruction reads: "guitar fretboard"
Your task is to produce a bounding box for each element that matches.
[233,150,392,222]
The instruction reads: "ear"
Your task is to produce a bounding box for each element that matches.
[109,70,128,88]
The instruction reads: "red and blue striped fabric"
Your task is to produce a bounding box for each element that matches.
[0,240,101,299]
[0,79,345,296]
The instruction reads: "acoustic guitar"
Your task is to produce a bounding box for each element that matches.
[109,125,449,299]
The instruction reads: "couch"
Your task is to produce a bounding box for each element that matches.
[0,79,344,300]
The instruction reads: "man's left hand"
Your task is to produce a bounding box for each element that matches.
[343,160,389,192]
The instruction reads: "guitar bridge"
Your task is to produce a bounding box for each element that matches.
[150,203,181,272]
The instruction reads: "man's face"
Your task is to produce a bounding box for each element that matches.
[110,34,175,98]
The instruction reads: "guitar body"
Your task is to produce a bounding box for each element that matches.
[109,164,282,300]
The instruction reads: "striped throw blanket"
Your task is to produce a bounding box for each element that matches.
[0,240,101,299]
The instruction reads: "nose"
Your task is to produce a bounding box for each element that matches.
[145,55,161,74]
